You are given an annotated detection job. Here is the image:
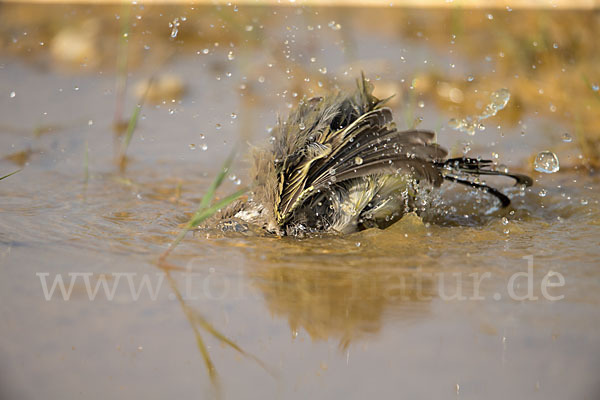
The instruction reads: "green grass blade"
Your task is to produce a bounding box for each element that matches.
[188,187,247,228]
[196,149,237,212]
[0,169,21,181]
[121,105,142,152]
[167,186,247,253]
[117,77,153,170]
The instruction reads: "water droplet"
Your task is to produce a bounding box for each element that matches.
[534,151,560,173]
[202,48,209,54]
[502,217,509,225]
[245,25,254,32]
[310,57,316,63]
[328,21,341,30]
[258,76,265,83]
[9,91,16,98]
[538,189,547,197]
[169,17,180,38]
[418,100,425,108]
[215,123,222,130]
[467,75,474,82]
[487,13,494,20]
[201,144,208,151]
[318,67,327,74]
[355,242,361,247]
[189,143,196,150]
[227,51,235,61]
[592,84,599,92]
[581,198,588,205]
[354,156,363,165]
[561,133,572,143]
[230,112,237,119]
[298,122,306,130]
[490,88,510,110]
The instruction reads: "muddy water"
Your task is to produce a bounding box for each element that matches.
[1,4,600,400]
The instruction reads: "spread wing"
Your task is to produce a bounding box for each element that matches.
[276,107,448,225]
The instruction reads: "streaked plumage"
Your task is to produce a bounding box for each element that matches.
[224,75,532,236]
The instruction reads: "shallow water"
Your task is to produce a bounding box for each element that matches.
[1,4,600,400]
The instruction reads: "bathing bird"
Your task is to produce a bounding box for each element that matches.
[220,75,532,236]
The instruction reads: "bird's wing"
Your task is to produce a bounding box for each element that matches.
[276,107,448,225]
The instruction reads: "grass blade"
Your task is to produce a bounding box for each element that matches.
[0,169,21,181]
[164,272,221,397]
[166,186,247,255]
[197,149,237,211]
[188,187,247,228]
[117,77,153,171]
[159,149,247,261]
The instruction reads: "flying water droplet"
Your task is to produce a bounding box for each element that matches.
[169,18,180,38]
[354,156,363,165]
[449,88,510,136]
[534,151,560,173]
[328,21,341,30]
[201,144,208,151]
[538,189,547,197]
[561,133,572,142]
[9,91,16,98]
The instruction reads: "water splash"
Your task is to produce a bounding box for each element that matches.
[169,18,181,38]
[449,88,510,136]
[534,151,560,173]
